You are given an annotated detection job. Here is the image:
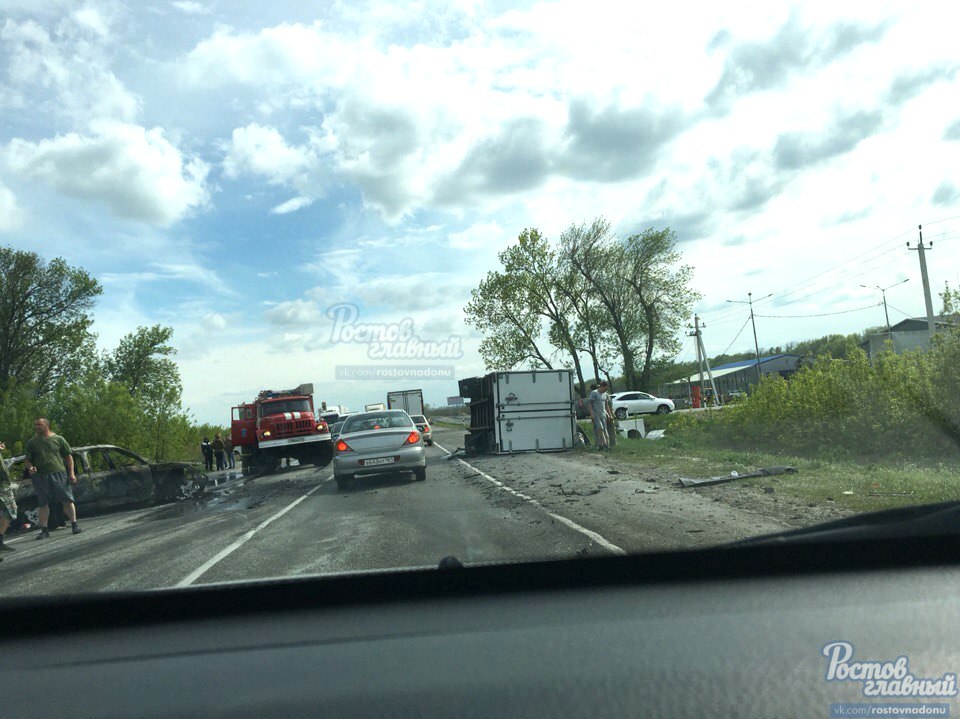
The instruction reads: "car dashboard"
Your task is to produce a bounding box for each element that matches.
[1,536,957,718]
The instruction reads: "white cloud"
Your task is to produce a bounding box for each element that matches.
[72,6,110,38]
[222,123,328,206]
[2,14,140,124]
[3,122,210,226]
[264,298,326,326]
[0,182,22,232]
[202,312,227,331]
[270,196,314,214]
[448,221,507,250]
[172,1,207,14]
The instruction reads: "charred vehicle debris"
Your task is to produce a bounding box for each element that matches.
[3,445,210,530]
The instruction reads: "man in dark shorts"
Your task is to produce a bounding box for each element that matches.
[25,418,81,540]
[0,440,17,557]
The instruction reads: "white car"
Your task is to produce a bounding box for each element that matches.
[610,391,674,419]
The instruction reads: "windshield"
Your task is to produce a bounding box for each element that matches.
[258,399,312,419]
[342,412,414,433]
[0,3,957,600]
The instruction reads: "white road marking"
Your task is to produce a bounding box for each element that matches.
[432,441,626,556]
[176,475,333,587]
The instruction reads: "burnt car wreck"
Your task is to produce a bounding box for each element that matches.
[4,445,208,530]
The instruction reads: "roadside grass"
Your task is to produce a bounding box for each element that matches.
[607,435,960,514]
[432,419,468,429]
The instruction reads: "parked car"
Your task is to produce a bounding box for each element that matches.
[409,415,433,445]
[610,391,675,419]
[333,410,426,491]
[5,445,207,530]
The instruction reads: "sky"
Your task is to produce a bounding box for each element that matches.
[1,0,959,423]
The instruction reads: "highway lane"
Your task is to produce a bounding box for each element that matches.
[0,443,606,597]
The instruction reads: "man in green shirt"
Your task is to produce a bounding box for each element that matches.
[25,417,81,540]
[0,440,17,556]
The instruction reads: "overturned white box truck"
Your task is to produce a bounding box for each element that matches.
[458,370,576,455]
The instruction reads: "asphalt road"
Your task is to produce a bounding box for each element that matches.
[0,441,606,597]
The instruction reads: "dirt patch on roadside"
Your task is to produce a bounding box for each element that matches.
[434,429,853,554]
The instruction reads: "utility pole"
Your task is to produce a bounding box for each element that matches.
[689,316,720,408]
[694,315,704,402]
[860,279,909,343]
[726,292,771,391]
[695,317,720,407]
[907,225,936,342]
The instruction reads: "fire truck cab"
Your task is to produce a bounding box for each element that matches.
[231,383,333,474]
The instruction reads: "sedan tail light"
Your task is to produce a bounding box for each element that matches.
[336,439,352,453]
[404,430,421,445]
[422,425,429,433]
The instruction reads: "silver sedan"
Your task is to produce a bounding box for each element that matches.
[332,410,427,490]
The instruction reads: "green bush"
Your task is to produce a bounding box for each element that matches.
[668,333,960,464]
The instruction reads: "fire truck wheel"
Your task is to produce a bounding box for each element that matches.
[413,467,426,482]
[335,476,351,491]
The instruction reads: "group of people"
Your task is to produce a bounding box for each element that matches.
[588,380,616,451]
[200,433,234,472]
[0,417,82,558]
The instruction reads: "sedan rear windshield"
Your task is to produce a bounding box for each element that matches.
[343,412,414,433]
[410,415,426,423]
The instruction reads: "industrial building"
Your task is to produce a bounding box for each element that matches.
[662,354,803,405]
[859,316,955,359]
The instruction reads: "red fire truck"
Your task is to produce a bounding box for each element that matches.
[231,383,333,474]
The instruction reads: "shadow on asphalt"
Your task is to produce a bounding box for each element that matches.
[340,470,420,494]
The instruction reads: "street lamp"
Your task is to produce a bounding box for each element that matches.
[726,292,773,388]
[860,279,909,337]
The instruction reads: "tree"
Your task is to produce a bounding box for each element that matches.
[940,281,960,322]
[501,229,586,393]
[104,325,177,396]
[622,228,699,389]
[465,272,555,370]
[0,246,102,395]
[564,219,647,389]
[105,325,187,461]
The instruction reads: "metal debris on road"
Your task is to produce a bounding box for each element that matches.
[678,466,798,488]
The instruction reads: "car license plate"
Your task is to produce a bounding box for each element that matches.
[363,457,395,466]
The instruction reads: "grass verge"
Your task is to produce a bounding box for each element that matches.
[606,435,960,514]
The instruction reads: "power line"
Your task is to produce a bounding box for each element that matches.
[886,303,915,319]
[923,214,960,227]
[699,221,948,324]
[754,302,881,319]
[719,316,752,355]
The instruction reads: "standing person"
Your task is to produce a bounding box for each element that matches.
[605,387,617,449]
[200,437,213,471]
[0,441,17,557]
[224,436,235,469]
[25,418,80,540]
[588,382,609,451]
[212,433,225,471]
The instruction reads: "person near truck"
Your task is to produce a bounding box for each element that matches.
[225,437,235,469]
[0,440,17,557]
[200,437,213,471]
[588,382,610,451]
[212,433,226,471]
[25,418,81,539]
